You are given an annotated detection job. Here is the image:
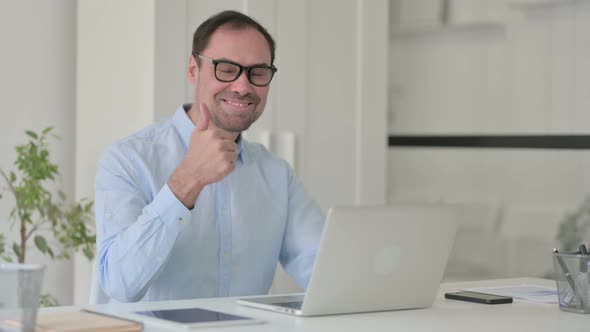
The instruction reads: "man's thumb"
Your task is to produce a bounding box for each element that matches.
[196,104,210,131]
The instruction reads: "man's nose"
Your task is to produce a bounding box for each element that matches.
[230,70,254,95]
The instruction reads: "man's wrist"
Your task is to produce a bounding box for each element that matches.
[167,168,205,209]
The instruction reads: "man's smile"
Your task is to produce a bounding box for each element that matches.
[223,99,253,107]
[221,98,256,112]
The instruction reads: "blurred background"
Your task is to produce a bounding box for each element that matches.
[0,0,589,306]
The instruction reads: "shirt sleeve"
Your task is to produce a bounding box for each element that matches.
[94,144,191,302]
[278,164,326,289]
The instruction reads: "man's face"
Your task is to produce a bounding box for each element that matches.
[188,26,272,132]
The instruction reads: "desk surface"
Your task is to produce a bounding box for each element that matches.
[26,278,590,331]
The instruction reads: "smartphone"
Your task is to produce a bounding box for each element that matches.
[445,291,513,304]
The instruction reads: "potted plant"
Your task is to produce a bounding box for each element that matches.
[0,127,95,306]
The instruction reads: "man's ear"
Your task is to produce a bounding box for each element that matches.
[187,55,198,83]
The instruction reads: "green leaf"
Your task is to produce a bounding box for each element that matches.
[83,247,94,260]
[34,235,49,253]
[84,202,94,212]
[47,247,55,259]
[39,293,59,307]
[25,130,38,139]
[12,243,21,259]
[42,127,54,135]
[0,234,5,255]
[9,171,16,183]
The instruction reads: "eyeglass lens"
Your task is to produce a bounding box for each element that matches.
[215,62,273,86]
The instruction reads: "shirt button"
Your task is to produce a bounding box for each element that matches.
[178,217,187,224]
[105,212,112,219]
[221,209,228,217]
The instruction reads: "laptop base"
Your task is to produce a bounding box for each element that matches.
[237,295,305,316]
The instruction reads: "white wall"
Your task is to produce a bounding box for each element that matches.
[0,0,76,305]
[75,0,159,305]
[388,0,590,280]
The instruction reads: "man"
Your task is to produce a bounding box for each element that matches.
[94,10,325,303]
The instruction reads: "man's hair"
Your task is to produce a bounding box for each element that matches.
[192,10,276,65]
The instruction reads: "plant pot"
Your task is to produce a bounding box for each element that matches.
[0,263,45,332]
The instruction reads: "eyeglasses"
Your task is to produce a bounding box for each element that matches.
[194,53,277,87]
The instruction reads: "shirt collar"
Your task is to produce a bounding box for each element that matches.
[172,104,194,148]
[173,103,245,164]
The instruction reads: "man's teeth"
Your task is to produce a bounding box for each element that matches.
[226,100,249,107]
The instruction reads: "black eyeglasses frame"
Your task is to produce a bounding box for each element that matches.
[193,53,277,87]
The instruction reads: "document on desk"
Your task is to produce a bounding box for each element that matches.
[462,285,558,304]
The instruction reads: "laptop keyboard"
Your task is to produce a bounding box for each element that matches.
[274,301,303,310]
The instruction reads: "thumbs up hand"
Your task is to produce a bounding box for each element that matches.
[168,104,238,208]
[195,103,210,131]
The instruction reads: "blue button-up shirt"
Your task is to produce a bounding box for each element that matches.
[95,104,325,303]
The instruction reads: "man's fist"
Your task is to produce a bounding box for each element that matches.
[168,104,238,208]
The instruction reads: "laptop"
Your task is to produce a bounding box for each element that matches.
[237,205,459,316]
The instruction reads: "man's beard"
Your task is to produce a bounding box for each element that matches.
[210,93,262,132]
